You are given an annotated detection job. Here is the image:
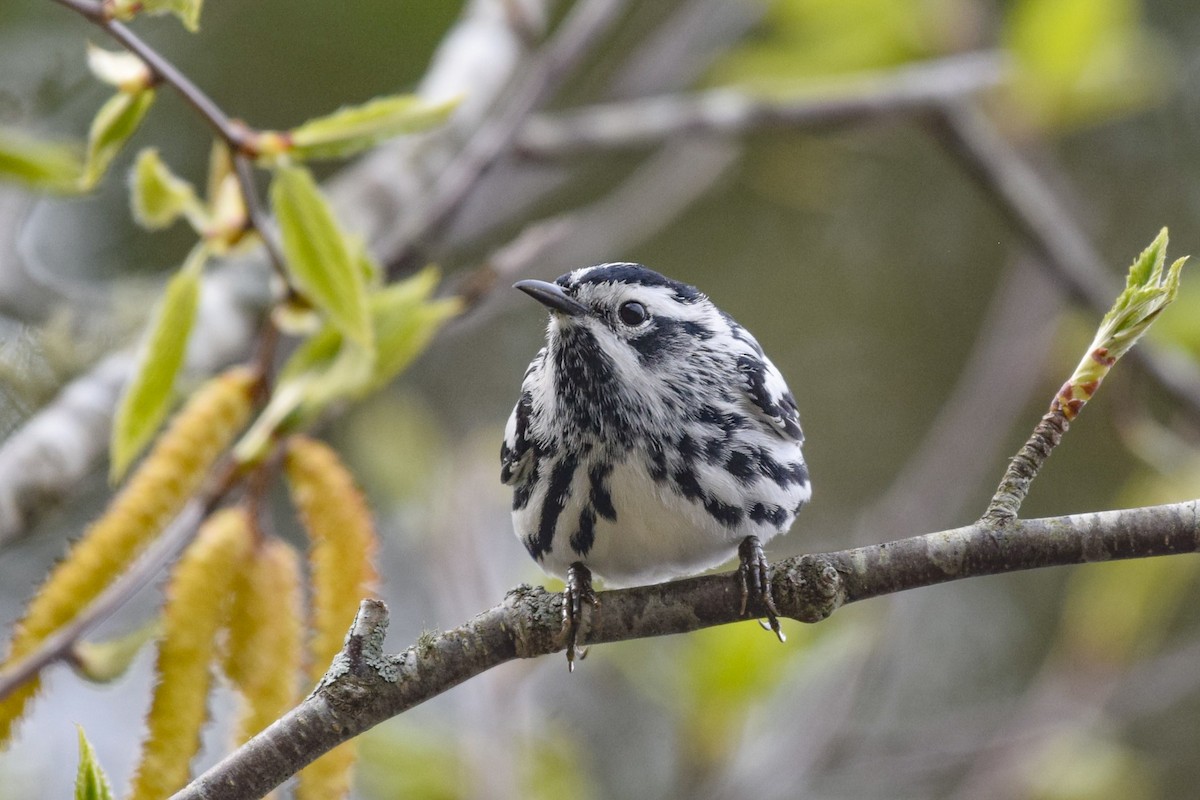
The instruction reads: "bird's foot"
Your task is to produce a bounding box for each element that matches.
[563,562,599,671]
[738,535,785,642]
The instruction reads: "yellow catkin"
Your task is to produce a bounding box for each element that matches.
[224,536,304,744]
[0,366,256,745]
[284,435,378,800]
[128,507,254,800]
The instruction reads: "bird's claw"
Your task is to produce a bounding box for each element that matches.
[563,562,599,671]
[738,536,785,642]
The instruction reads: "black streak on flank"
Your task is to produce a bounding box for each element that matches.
[749,502,788,527]
[780,391,804,443]
[753,448,808,489]
[673,467,704,501]
[500,391,533,485]
[724,450,756,482]
[589,462,617,521]
[704,498,743,527]
[529,454,577,560]
[677,433,701,463]
[648,441,669,483]
[571,506,596,556]
[696,405,743,433]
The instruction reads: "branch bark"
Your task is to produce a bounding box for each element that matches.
[175,499,1200,800]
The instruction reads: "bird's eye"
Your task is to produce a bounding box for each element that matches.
[618,301,648,326]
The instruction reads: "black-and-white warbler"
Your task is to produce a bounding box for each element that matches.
[502,263,810,666]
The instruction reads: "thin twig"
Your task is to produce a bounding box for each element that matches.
[983,408,1070,524]
[231,154,289,281]
[50,0,290,286]
[174,500,1200,800]
[516,50,1008,158]
[48,0,249,150]
[385,0,630,276]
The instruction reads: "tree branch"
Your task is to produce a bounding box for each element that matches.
[385,0,630,275]
[983,407,1070,523]
[51,0,290,280]
[516,50,1007,157]
[49,0,247,149]
[174,500,1200,800]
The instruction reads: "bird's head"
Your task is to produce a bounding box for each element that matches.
[514,263,727,372]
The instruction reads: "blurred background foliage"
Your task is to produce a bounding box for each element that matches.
[2,0,1200,798]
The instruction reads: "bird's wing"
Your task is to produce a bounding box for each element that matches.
[501,348,545,485]
[735,352,804,444]
[500,391,535,485]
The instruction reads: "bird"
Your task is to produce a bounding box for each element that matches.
[501,263,810,668]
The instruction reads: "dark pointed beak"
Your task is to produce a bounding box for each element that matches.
[513,279,588,317]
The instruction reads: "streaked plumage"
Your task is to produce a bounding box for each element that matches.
[502,263,810,662]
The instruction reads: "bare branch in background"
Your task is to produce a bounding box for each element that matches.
[0,266,258,545]
[451,138,741,326]
[517,50,1008,157]
[383,0,631,275]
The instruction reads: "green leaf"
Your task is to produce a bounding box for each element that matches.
[1057,228,1189,417]
[80,89,156,191]
[367,280,461,395]
[277,319,344,385]
[130,148,204,230]
[236,267,458,465]
[232,376,309,466]
[277,265,457,396]
[285,95,458,161]
[270,164,372,348]
[1124,227,1168,295]
[74,726,115,800]
[86,44,151,91]
[1093,228,1187,362]
[110,245,206,481]
[109,0,203,31]
[71,617,162,683]
[0,127,84,193]
[351,234,383,287]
